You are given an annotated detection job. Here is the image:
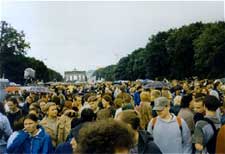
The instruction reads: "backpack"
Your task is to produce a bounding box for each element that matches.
[151,116,183,143]
[202,118,220,154]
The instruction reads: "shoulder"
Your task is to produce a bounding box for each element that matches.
[40,117,48,125]
[196,119,208,128]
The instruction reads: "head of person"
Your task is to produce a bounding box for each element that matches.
[201,87,209,95]
[29,102,40,111]
[180,94,193,109]
[136,86,142,92]
[14,117,25,131]
[76,119,135,154]
[203,95,221,112]
[29,109,39,117]
[25,96,33,104]
[136,102,152,129]
[150,90,161,102]
[102,94,113,109]
[116,110,141,131]
[140,91,151,102]
[44,102,58,118]
[81,108,95,122]
[193,93,206,114]
[7,97,19,112]
[114,98,123,109]
[23,114,39,136]
[96,108,113,121]
[161,88,172,102]
[38,99,47,113]
[153,97,170,118]
[87,96,99,111]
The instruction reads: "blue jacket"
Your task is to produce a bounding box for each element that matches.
[6,126,54,154]
[134,91,141,106]
[55,141,73,154]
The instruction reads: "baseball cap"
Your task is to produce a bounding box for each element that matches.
[153,97,169,111]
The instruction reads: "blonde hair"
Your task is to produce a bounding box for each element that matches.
[136,102,152,129]
[43,102,56,114]
[140,91,151,102]
[150,90,161,101]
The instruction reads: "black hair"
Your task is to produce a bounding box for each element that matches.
[81,108,96,122]
[8,97,18,105]
[24,114,38,122]
[194,93,206,102]
[203,95,220,111]
[51,96,61,105]
[180,94,192,108]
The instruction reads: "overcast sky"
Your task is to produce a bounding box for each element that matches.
[0,1,224,75]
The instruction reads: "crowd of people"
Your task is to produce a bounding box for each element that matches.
[0,79,225,154]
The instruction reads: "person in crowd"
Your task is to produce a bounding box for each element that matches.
[72,94,83,112]
[0,102,12,154]
[178,94,195,133]
[76,119,135,154]
[134,86,142,106]
[102,94,116,117]
[150,90,161,117]
[58,108,77,143]
[6,97,24,131]
[147,97,192,154]
[193,93,206,123]
[216,124,225,154]
[170,95,182,115]
[96,108,114,121]
[17,96,25,108]
[192,95,221,154]
[6,114,53,154]
[135,91,152,130]
[38,99,47,118]
[22,96,33,115]
[116,110,162,154]
[68,108,96,141]
[39,102,63,148]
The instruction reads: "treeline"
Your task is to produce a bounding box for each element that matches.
[94,21,225,81]
[0,21,63,84]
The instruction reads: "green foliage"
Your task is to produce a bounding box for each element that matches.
[194,22,225,79]
[0,21,63,83]
[94,65,116,81]
[166,22,204,79]
[94,21,225,80]
[145,31,171,80]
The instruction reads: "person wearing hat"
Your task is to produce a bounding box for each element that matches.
[147,97,192,154]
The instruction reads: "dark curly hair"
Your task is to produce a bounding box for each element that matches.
[77,119,135,154]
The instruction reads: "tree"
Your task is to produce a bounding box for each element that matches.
[114,56,130,80]
[145,31,171,80]
[0,21,63,83]
[194,22,225,78]
[0,21,30,79]
[166,22,204,79]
